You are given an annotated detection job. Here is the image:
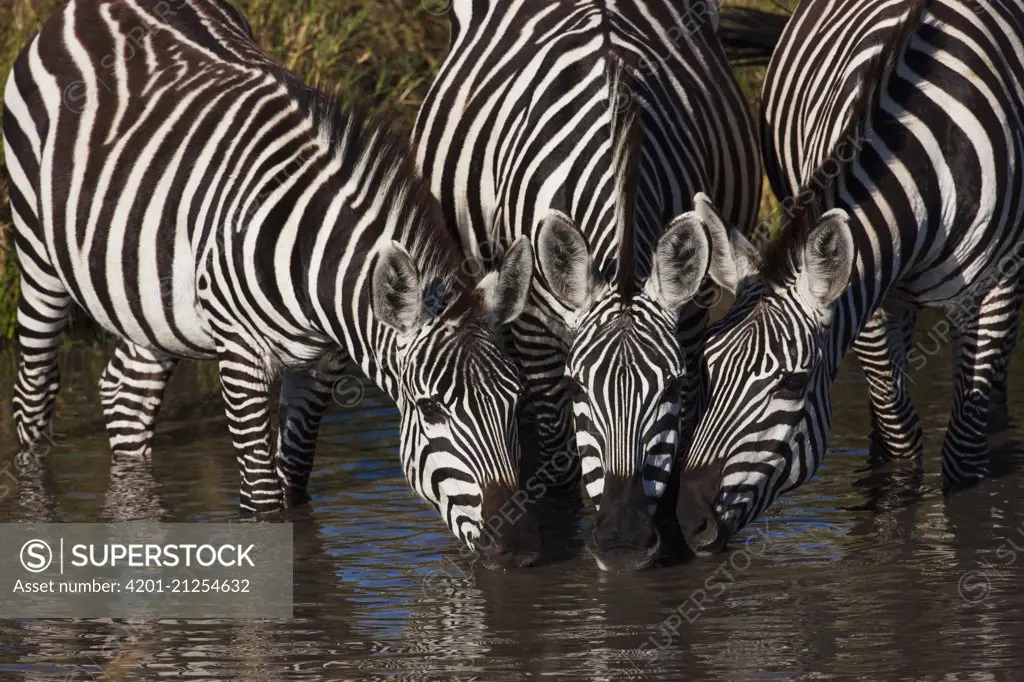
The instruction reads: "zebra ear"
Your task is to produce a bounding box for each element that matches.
[477,236,533,327]
[537,210,594,310]
[372,241,423,335]
[799,209,854,311]
[692,192,738,294]
[646,214,711,310]
[731,229,761,285]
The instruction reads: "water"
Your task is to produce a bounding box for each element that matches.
[2,328,1024,681]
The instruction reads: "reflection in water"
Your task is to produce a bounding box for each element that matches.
[2,337,1024,680]
[103,455,169,522]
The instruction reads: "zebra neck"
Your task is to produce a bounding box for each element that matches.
[239,109,461,400]
[304,227,462,403]
[831,243,897,374]
[302,238,405,399]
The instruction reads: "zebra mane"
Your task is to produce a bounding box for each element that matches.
[760,0,931,286]
[289,81,473,316]
[606,45,645,302]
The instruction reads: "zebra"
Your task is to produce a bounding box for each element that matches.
[3,0,541,566]
[413,0,762,570]
[676,0,1024,554]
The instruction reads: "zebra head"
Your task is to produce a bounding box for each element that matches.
[679,208,855,554]
[537,193,740,571]
[372,236,540,568]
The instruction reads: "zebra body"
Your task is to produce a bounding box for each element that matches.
[414,0,761,570]
[5,0,539,563]
[679,0,1024,552]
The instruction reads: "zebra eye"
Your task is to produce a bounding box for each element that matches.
[416,397,450,425]
[775,371,810,400]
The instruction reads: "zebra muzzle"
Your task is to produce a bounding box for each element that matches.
[587,474,661,572]
[676,463,730,555]
[474,482,542,569]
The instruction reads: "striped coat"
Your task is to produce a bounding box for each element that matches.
[414,0,762,569]
[678,0,1024,553]
[4,0,539,564]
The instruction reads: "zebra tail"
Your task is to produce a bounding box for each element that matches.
[716,7,792,68]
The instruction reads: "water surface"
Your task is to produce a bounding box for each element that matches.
[1,330,1023,681]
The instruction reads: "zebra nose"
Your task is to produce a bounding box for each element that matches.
[475,482,542,569]
[676,464,729,555]
[476,531,541,569]
[680,509,729,555]
[587,475,661,572]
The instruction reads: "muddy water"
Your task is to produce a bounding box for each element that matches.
[1,325,1024,681]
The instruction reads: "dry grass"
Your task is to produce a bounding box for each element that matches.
[0,0,787,340]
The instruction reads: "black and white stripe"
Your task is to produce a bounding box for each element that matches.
[679,0,1024,552]
[4,0,539,561]
[413,0,761,569]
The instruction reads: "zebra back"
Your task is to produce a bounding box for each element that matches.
[761,0,930,206]
[760,0,930,283]
[414,0,761,274]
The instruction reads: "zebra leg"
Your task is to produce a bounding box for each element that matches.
[12,254,72,456]
[987,276,1024,431]
[852,306,924,461]
[942,277,1021,490]
[276,354,348,507]
[215,344,282,514]
[98,341,179,458]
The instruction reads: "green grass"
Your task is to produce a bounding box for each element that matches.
[0,0,786,342]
